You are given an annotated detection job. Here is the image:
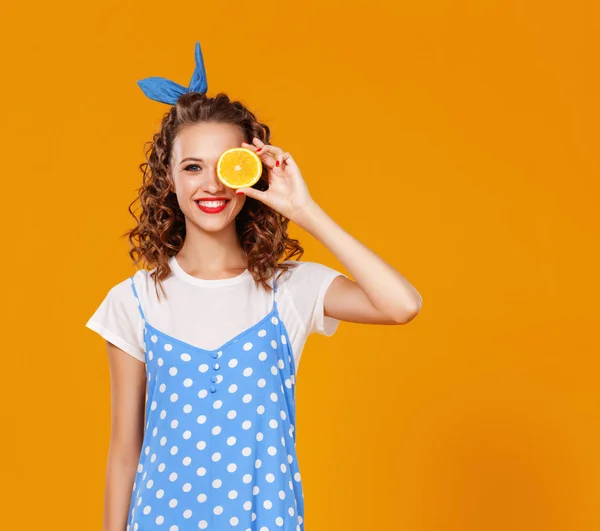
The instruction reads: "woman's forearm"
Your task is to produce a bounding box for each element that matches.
[103,448,138,531]
[293,200,422,321]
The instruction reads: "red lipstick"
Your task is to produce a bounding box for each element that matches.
[194,197,230,214]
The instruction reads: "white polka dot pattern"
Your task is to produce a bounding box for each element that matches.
[126,277,303,531]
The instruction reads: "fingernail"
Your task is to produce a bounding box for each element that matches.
[276,160,280,167]
[256,148,262,152]
[236,190,245,195]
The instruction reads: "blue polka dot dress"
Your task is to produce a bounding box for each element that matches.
[127,276,305,531]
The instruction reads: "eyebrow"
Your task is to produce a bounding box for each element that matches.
[180,157,205,164]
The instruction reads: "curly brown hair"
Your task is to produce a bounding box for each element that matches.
[122,92,304,301]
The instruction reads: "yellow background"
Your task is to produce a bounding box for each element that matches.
[1,0,598,529]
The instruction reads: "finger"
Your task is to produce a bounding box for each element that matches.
[253,139,283,158]
[246,140,292,176]
[236,187,268,202]
[274,151,294,169]
[242,140,277,169]
[257,149,278,168]
[258,147,284,170]
[242,139,266,151]
[263,144,284,156]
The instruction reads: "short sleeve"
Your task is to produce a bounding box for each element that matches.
[85,278,145,362]
[282,261,346,336]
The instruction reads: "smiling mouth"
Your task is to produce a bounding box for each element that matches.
[194,199,231,214]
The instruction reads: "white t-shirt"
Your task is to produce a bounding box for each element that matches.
[85,255,345,371]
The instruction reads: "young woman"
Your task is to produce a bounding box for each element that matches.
[86,42,422,531]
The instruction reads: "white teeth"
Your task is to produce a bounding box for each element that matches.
[196,200,227,208]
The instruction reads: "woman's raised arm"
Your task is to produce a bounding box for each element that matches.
[237,137,422,326]
[295,201,422,325]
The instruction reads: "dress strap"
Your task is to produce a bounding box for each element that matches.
[271,275,278,309]
[129,276,147,322]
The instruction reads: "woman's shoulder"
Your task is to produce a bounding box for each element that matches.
[275,260,346,339]
[276,260,345,289]
[279,259,343,273]
[104,268,156,303]
[85,271,147,362]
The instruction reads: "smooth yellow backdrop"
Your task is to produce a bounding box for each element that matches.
[0,1,597,530]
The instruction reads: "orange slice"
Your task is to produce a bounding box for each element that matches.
[217,147,263,189]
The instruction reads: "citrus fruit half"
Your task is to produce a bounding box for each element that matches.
[217,147,263,189]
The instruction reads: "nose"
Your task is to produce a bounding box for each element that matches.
[203,167,226,194]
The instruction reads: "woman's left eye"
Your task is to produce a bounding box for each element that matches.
[184,164,202,172]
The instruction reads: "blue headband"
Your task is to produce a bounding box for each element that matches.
[136,41,208,105]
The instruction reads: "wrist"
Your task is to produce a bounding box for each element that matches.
[291,199,323,231]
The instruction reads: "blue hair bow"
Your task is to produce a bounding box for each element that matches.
[137,41,208,105]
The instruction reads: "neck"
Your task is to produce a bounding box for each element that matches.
[176,222,247,279]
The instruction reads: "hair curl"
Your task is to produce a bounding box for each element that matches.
[123,92,304,301]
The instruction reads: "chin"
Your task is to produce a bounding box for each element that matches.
[193,217,236,233]
[203,225,231,233]
[184,203,243,233]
